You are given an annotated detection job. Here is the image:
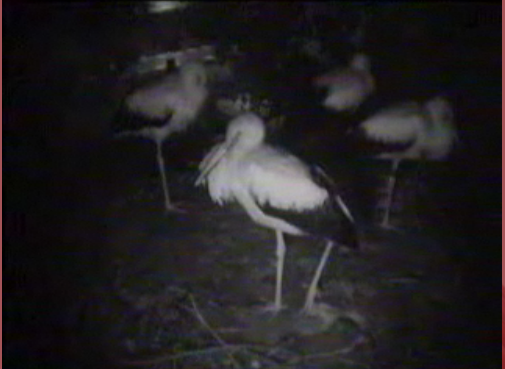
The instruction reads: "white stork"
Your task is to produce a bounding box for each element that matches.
[115,62,209,213]
[145,1,190,14]
[195,113,359,314]
[313,53,375,112]
[357,96,458,228]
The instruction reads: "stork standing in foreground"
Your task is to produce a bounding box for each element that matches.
[357,96,458,228]
[196,113,359,314]
[313,53,375,113]
[114,62,209,212]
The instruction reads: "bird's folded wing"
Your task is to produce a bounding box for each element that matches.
[126,88,177,119]
[242,148,327,210]
[125,73,187,117]
[361,113,422,144]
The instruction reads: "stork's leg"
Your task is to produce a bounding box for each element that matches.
[256,230,288,315]
[302,241,334,313]
[412,157,427,227]
[381,159,401,228]
[274,230,287,311]
[155,142,185,213]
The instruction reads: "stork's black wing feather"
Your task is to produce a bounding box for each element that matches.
[111,97,172,135]
[349,127,416,157]
[259,164,360,250]
[308,164,360,250]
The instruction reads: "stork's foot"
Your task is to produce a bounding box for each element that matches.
[379,221,404,233]
[298,302,340,333]
[379,221,394,229]
[301,299,317,316]
[256,302,287,316]
[163,202,190,214]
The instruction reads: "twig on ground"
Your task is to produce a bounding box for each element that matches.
[283,335,370,368]
[187,293,242,369]
[116,345,250,367]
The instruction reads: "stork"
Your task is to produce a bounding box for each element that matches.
[196,113,359,314]
[313,53,375,113]
[357,96,458,228]
[145,1,190,14]
[114,62,209,213]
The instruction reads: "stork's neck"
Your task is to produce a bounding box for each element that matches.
[229,143,258,160]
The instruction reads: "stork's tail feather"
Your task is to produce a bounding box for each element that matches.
[311,165,355,222]
[347,125,416,157]
[310,165,360,250]
[335,194,356,224]
[113,127,154,140]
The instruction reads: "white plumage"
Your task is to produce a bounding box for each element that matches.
[116,62,209,212]
[358,96,458,228]
[314,53,375,112]
[206,145,329,211]
[126,62,208,123]
[360,97,458,159]
[146,1,190,14]
[196,113,358,314]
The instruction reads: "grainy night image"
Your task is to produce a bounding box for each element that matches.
[4,2,501,368]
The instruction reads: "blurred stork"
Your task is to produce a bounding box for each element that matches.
[357,96,458,228]
[196,113,359,314]
[313,53,375,112]
[145,1,191,14]
[114,62,209,212]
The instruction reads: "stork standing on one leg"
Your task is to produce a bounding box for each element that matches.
[356,96,458,228]
[114,62,209,213]
[196,113,359,314]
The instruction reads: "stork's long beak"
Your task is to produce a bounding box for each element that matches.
[195,132,241,186]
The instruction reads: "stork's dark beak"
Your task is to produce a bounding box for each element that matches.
[332,194,360,252]
[195,132,241,186]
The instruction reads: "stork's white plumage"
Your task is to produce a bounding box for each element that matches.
[115,62,209,212]
[146,1,190,14]
[196,113,358,314]
[358,96,458,228]
[314,53,375,112]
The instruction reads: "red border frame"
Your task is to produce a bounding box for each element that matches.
[1,0,4,366]
[501,3,505,367]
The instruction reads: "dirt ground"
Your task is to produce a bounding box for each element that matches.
[4,3,501,369]
[4,138,499,369]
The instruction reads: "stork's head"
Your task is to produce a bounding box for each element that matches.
[195,113,266,186]
[349,53,371,73]
[226,113,266,151]
[180,62,208,88]
[424,96,454,126]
